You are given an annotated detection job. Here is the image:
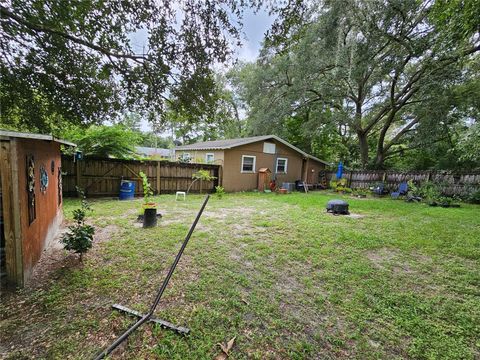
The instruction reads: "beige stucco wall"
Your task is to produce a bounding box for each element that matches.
[175,150,225,166]
[222,140,306,192]
[175,141,326,192]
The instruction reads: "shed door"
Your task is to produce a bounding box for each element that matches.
[307,168,317,184]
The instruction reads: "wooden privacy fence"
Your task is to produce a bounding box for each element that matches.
[61,156,220,197]
[325,170,480,196]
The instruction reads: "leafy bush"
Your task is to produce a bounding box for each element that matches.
[352,188,368,197]
[139,171,154,204]
[407,180,420,197]
[467,189,480,204]
[215,185,225,199]
[329,179,338,189]
[330,177,350,192]
[417,181,441,203]
[61,188,94,262]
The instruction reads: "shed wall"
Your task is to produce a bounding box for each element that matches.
[15,139,63,283]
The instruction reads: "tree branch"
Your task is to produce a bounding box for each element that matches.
[0,5,145,62]
[383,117,420,153]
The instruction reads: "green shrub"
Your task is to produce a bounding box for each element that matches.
[61,188,95,262]
[467,189,480,204]
[215,185,225,199]
[352,188,368,197]
[330,177,350,192]
[418,181,441,203]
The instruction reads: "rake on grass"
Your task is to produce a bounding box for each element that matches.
[94,195,210,360]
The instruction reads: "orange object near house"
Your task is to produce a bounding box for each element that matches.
[278,188,288,194]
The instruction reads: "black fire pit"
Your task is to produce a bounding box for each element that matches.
[326,199,349,215]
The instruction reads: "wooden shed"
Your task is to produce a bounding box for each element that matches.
[0,130,75,289]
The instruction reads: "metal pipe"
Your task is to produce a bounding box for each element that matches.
[94,195,210,359]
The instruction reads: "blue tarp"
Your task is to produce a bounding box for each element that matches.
[336,161,343,179]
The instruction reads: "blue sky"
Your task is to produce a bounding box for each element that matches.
[235,7,274,62]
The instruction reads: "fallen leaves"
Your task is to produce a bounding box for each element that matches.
[214,336,236,360]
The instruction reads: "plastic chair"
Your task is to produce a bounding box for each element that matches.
[391,182,408,199]
[175,191,186,201]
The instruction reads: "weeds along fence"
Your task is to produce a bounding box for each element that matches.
[61,156,220,197]
[325,170,480,197]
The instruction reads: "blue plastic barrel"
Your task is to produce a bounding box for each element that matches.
[119,180,135,200]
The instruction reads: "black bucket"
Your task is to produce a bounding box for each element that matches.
[143,208,158,228]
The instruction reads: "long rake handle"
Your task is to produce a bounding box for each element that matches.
[94,194,210,359]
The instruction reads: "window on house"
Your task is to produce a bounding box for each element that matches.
[205,153,214,163]
[179,153,191,162]
[263,142,276,154]
[241,155,256,172]
[276,158,288,173]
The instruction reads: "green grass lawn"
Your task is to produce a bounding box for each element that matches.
[1,192,479,359]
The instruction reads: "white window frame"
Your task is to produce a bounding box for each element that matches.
[263,142,276,154]
[205,153,214,163]
[179,152,191,162]
[241,155,256,173]
[276,157,288,174]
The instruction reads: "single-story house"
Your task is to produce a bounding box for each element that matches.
[135,146,173,160]
[0,130,75,288]
[175,135,330,192]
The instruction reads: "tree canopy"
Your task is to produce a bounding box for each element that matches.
[0,0,250,132]
[232,0,480,169]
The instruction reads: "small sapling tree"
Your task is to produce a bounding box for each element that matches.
[139,171,156,208]
[188,170,217,194]
[61,188,95,262]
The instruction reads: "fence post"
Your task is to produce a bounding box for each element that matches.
[156,162,161,195]
[76,160,81,197]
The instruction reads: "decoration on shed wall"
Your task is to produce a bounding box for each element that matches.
[26,155,36,224]
[58,167,62,205]
[40,165,49,193]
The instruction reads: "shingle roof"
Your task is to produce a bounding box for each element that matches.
[175,135,330,165]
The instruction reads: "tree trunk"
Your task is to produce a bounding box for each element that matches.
[374,152,385,169]
[358,132,369,168]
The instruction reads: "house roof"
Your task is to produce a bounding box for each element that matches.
[0,130,76,147]
[135,146,172,157]
[175,135,330,165]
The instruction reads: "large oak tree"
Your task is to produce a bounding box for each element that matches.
[0,0,251,133]
[239,0,479,168]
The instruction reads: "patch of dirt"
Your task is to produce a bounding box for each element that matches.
[347,213,365,219]
[366,248,400,271]
[94,224,120,243]
[366,248,439,286]
[24,223,120,291]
